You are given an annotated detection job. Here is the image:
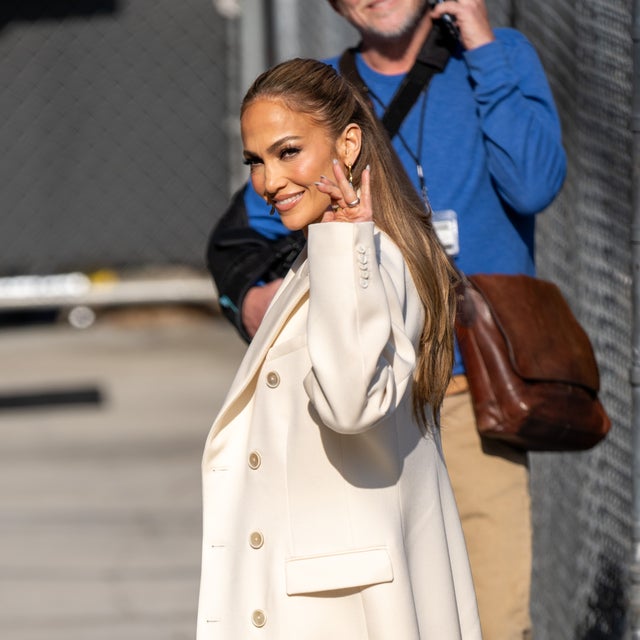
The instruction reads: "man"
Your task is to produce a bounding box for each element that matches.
[207,1,566,637]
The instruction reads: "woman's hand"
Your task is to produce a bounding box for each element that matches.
[315,161,372,223]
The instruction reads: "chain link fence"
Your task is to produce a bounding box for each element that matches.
[516,1,633,637]
[0,0,635,636]
[0,0,232,275]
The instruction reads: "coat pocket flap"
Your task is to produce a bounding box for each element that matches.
[285,547,393,595]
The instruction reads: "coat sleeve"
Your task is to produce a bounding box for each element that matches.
[302,221,422,434]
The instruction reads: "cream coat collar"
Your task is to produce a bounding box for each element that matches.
[207,248,309,443]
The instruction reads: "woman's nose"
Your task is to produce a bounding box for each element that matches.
[263,162,286,196]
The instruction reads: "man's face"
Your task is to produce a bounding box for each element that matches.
[330,0,430,39]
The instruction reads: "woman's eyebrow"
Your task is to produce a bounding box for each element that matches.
[267,135,302,154]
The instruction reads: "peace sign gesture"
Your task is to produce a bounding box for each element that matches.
[316,161,373,223]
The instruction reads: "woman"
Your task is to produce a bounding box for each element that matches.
[197,58,481,639]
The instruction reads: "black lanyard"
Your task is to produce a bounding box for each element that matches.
[367,88,430,207]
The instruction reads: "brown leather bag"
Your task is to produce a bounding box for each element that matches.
[455,274,611,451]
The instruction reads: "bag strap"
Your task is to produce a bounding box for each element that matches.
[338,23,454,139]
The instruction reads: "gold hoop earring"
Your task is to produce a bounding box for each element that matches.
[347,163,353,186]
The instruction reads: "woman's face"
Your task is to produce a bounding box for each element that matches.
[241,98,341,231]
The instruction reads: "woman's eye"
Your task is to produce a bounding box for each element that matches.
[242,157,263,173]
[280,147,300,160]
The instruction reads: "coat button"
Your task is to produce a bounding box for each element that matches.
[248,451,261,469]
[266,371,280,388]
[252,609,266,627]
[249,531,264,549]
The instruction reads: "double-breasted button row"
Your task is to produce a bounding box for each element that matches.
[247,377,272,630]
[357,244,370,289]
[266,371,280,388]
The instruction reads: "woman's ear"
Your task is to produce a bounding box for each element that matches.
[339,123,362,168]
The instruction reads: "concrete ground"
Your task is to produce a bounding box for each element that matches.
[0,308,247,640]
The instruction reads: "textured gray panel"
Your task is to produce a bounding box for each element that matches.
[514,1,633,637]
[0,0,232,274]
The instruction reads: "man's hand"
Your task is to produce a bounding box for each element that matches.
[430,0,495,51]
[241,279,284,339]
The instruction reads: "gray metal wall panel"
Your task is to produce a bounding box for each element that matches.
[515,0,633,637]
[0,0,231,274]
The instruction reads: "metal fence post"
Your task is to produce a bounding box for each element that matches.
[270,0,300,62]
[630,0,640,636]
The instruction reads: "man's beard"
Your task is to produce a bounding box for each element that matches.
[365,0,430,39]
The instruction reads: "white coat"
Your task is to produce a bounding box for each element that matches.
[197,221,482,639]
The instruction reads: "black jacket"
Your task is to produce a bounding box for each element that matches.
[206,187,305,342]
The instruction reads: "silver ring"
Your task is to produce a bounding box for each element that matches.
[331,204,340,212]
[346,197,360,208]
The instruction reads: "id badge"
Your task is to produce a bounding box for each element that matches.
[432,209,459,256]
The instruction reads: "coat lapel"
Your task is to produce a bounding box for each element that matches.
[207,250,309,440]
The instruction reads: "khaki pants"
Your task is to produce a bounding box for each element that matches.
[441,389,532,640]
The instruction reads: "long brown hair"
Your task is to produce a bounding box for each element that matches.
[242,58,457,427]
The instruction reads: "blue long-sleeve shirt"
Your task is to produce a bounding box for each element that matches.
[243,28,567,373]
